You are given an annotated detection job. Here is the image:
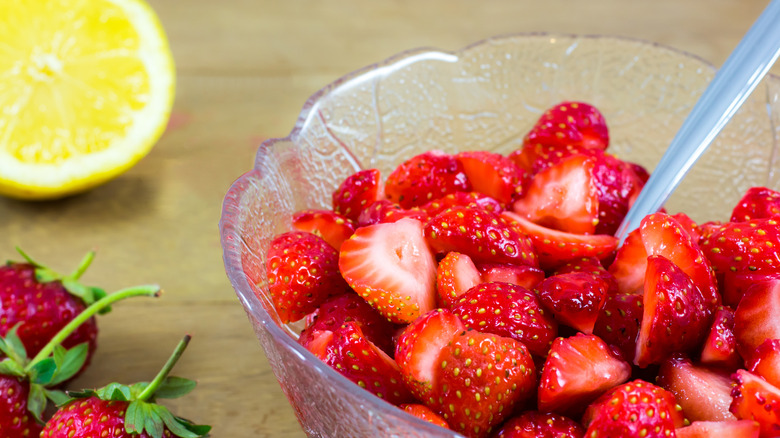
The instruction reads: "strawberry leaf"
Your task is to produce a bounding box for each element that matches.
[144,401,165,438]
[49,343,88,386]
[44,388,70,407]
[27,383,47,423]
[29,357,56,385]
[95,382,132,401]
[61,279,96,303]
[125,400,145,435]
[154,376,197,399]
[155,404,211,437]
[0,358,25,377]
[0,325,28,364]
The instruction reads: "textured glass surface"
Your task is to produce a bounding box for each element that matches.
[220,34,780,437]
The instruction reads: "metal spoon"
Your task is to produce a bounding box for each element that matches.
[615,0,780,242]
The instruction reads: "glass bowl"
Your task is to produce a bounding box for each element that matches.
[220,33,780,437]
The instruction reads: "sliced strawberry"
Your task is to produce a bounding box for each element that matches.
[730,369,780,436]
[537,333,631,416]
[589,151,648,235]
[332,168,384,221]
[394,309,465,401]
[734,278,780,360]
[455,151,528,204]
[746,338,780,388]
[291,209,356,250]
[512,154,599,235]
[552,256,612,280]
[305,321,413,405]
[672,212,703,242]
[494,411,585,438]
[607,227,648,295]
[356,199,428,227]
[433,329,536,438]
[426,206,539,267]
[417,191,503,219]
[593,291,643,362]
[675,420,760,438]
[635,255,711,367]
[656,355,736,422]
[521,101,609,164]
[537,272,610,334]
[436,252,481,308]
[266,231,347,323]
[730,186,780,222]
[450,282,557,357]
[719,271,780,309]
[701,218,780,275]
[699,306,742,371]
[385,150,471,209]
[339,218,437,324]
[477,263,545,290]
[583,380,685,437]
[399,404,450,430]
[502,211,617,270]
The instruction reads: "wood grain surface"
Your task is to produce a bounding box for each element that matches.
[0,0,775,436]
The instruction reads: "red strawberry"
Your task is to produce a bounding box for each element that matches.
[656,355,736,422]
[593,290,644,362]
[512,154,600,235]
[551,256,616,286]
[436,252,481,308]
[699,306,741,371]
[340,218,437,324]
[455,151,528,204]
[536,272,610,334]
[719,271,780,309]
[418,191,503,219]
[332,168,384,221]
[0,376,42,437]
[501,211,617,270]
[635,255,711,367]
[672,212,703,242]
[675,420,760,438]
[701,218,780,275]
[450,282,558,357]
[266,231,347,323]
[746,339,780,388]
[41,336,210,438]
[734,278,780,360]
[730,369,780,436]
[494,410,585,438]
[291,209,356,250]
[385,150,471,209]
[433,329,536,438]
[583,380,685,438]
[730,186,780,222]
[399,404,450,429]
[356,199,428,227]
[607,227,647,295]
[477,263,545,290]
[537,333,631,416]
[425,206,539,267]
[589,151,648,235]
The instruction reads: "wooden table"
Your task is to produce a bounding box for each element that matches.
[0,0,775,436]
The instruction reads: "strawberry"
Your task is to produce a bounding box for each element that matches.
[356,199,428,227]
[699,306,741,370]
[536,272,610,334]
[589,151,648,235]
[746,339,780,388]
[302,321,413,405]
[477,263,545,290]
[435,252,481,308]
[700,218,780,275]
[635,255,711,367]
[417,191,503,219]
[291,209,356,250]
[332,168,384,221]
[450,282,557,357]
[501,211,617,270]
[41,336,210,438]
[266,231,347,323]
[592,290,643,362]
[385,150,471,209]
[537,333,631,416]
[455,151,528,204]
[719,271,780,308]
[493,410,585,438]
[425,206,539,267]
[672,212,703,242]
[0,374,41,437]
[399,403,450,429]
[675,420,760,438]
[582,380,685,438]
[551,256,616,287]
[607,227,647,295]
[730,186,780,222]
[512,154,600,235]
[734,278,780,360]
[730,369,780,436]
[339,218,437,324]
[656,355,736,422]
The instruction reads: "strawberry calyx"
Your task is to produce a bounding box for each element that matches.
[66,335,211,438]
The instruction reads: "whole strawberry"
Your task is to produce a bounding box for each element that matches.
[41,335,210,438]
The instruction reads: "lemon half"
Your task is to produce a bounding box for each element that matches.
[0,0,175,200]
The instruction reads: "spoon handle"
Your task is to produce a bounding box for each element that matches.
[616,0,780,242]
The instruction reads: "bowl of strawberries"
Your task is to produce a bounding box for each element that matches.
[220,33,780,438]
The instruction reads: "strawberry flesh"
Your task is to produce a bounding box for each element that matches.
[291,209,356,250]
[675,420,760,438]
[435,252,481,308]
[493,410,584,438]
[746,338,780,388]
[456,150,528,204]
[332,168,384,221]
[656,355,736,422]
[593,290,643,362]
[734,278,780,360]
[730,186,780,222]
[730,369,780,436]
[385,150,471,209]
[537,272,610,334]
[699,306,742,371]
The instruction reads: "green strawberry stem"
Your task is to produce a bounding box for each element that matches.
[24,284,161,373]
[69,250,96,281]
[137,335,191,402]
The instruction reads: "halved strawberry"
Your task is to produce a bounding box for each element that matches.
[746,339,780,388]
[656,355,736,422]
[426,206,538,267]
[501,211,617,270]
[291,209,356,250]
[332,168,384,221]
[450,282,558,357]
[417,191,503,219]
[592,290,643,362]
[730,186,780,222]
[734,278,780,360]
[494,411,585,438]
[537,333,631,416]
[701,218,780,275]
[339,218,437,324]
[436,252,481,308]
[512,154,599,235]
[399,404,450,430]
[730,370,780,436]
[607,227,647,295]
[672,212,703,242]
[675,421,760,438]
[385,150,471,209]
[589,151,648,235]
[455,151,528,204]
[477,263,545,290]
[699,306,742,371]
[266,231,348,323]
[536,272,610,334]
[357,199,428,227]
[635,255,711,367]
